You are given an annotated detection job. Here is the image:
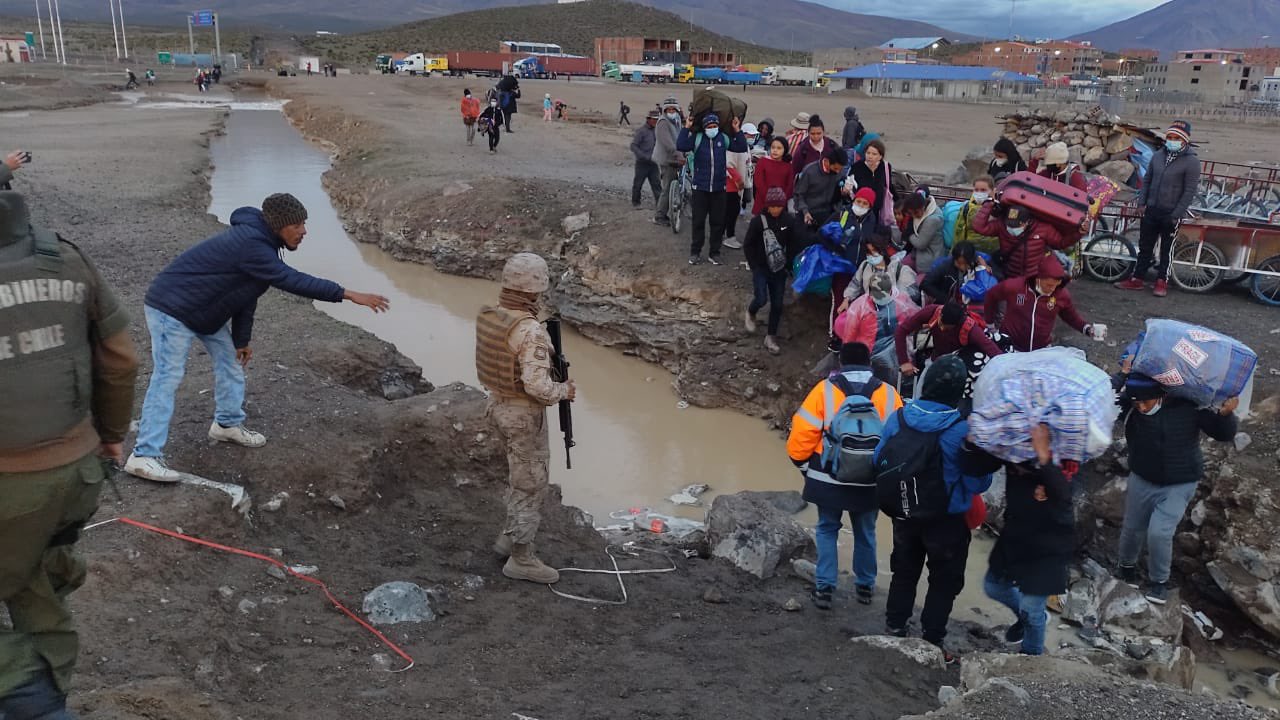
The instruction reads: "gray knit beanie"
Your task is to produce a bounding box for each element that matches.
[261,193,308,234]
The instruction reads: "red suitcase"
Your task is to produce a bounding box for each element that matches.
[996,170,1091,231]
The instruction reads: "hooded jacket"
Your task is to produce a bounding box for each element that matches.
[793,160,845,225]
[652,114,683,167]
[840,107,865,150]
[987,138,1027,180]
[1138,145,1200,219]
[875,401,992,515]
[743,210,798,275]
[906,198,946,272]
[676,127,749,192]
[756,117,776,145]
[970,201,1070,279]
[983,254,1087,352]
[144,207,344,349]
[792,135,838,176]
[894,304,1004,365]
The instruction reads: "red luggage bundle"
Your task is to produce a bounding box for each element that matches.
[996,170,1091,231]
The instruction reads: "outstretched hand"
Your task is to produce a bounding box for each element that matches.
[346,290,391,313]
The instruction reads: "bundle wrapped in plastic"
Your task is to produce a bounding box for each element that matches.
[1130,319,1256,408]
[969,347,1118,464]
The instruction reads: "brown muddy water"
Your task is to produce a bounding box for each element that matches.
[199,105,1275,706]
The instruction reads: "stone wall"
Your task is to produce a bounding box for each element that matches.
[1000,107,1137,185]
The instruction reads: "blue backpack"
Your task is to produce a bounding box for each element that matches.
[940,200,966,250]
[820,374,886,487]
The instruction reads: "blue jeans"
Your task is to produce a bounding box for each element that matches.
[815,505,878,591]
[133,306,246,458]
[983,570,1049,655]
[749,270,786,336]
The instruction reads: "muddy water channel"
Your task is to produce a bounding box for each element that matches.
[202,105,1273,706]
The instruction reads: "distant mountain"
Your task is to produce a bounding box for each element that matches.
[0,0,969,50]
[301,0,808,66]
[1070,0,1280,56]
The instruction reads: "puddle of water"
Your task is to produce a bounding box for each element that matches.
[203,109,1280,706]
[119,90,282,112]
[206,109,797,523]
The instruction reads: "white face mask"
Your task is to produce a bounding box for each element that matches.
[973,192,990,203]
[666,112,679,121]
[1140,402,1162,416]
[865,253,883,266]
[851,205,870,217]
[705,127,720,139]
[993,157,1007,167]
[490,101,498,107]
[1007,225,1026,237]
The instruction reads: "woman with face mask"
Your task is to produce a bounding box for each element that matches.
[841,231,918,309]
[953,175,1001,256]
[988,137,1027,182]
[834,271,920,386]
[1029,142,1088,194]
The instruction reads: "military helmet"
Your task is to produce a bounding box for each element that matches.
[501,252,549,293]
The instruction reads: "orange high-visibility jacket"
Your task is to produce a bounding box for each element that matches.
[787,368,902,483]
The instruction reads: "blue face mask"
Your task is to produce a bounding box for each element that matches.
[705,127,720,139]
[1166,139,1184,153]
[1007,225,1026,237]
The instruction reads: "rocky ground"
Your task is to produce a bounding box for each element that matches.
[2,64,1279,718]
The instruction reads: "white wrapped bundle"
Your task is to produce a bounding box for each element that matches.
[969,347,1118,464]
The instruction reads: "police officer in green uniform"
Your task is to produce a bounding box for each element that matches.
[0,191,139,719]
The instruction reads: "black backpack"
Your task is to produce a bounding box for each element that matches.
[874,411,959,521]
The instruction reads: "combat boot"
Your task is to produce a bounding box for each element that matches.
[502,543,559,584]
[493,532,513,558]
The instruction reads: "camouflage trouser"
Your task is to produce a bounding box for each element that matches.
[0,453,104,697]
[487,399,550,545]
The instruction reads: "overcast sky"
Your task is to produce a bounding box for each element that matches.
[845,0,1167,39]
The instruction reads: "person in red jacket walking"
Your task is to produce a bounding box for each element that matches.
[894,301,1004,379]
[970,203,1072,280]
[983,254,1098,352]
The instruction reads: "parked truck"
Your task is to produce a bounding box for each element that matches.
[603,61,675,82]
[512,55,595,78]
[692,67,725,83]
[762,65,819,86]
[375,54,394,74]
[400,53,448,75]
[724,70,762,85]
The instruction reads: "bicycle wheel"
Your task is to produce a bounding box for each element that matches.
[1082,232,1137,283]
[1250,254,1280,306]
[669,180,684,234]
[1169,240,1225,293]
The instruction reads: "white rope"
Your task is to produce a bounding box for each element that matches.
[547,544,678,605]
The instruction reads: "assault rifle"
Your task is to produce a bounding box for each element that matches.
[546,316,576,469]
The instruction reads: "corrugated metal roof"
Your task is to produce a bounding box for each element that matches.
[829,63,1042,83]
[879,37,945,50]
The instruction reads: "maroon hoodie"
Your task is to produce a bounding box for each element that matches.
[983,254,1088,352]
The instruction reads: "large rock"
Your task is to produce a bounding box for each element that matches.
[1062,559,1183,640]
[1208,550,1280,639]
[1058,646,1197,690]
[961,145,992,180]
[704,491,814,579]
[363,581,436,625]
[1083,146,1108,167]
[1105,131,1134,155]
[561,212,590,235]
[1082,135,1103,149]
[1202,461,1280,641]
[1094,159,1135,185]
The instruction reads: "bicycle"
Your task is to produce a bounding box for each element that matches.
[669,163,692,235]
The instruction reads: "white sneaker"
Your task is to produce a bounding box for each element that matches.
[744,305,758,333]
[722,237,743,250]
[208,422,267,448]
[124,454,182,483]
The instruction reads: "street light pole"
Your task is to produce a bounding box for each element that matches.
[52,0,66,65]
[34,0,46,59]
[108,0,119,58]
[118,0,129,59]
[45,0,60,63]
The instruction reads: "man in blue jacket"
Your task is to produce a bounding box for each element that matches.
[676,112,748,266]
[124,193,390,483]
[876,356,992,661]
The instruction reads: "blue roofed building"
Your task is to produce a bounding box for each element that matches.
[829,63,1041,101]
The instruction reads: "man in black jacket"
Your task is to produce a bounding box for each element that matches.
[124,194,390,483]
[967,424,1074,656]
[1115,372,1238,604]
[1115,119,1200,298]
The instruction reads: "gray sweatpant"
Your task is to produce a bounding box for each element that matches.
[1117,472,1197,584]
[655,164,679,222]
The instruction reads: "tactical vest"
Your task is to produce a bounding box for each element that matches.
[475,305,534,399]
[0,230,96,451]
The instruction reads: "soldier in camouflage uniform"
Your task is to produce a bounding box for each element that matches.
[0,191,139,718]
[475,253,576,584]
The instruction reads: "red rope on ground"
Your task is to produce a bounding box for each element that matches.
[109,517,415,672]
